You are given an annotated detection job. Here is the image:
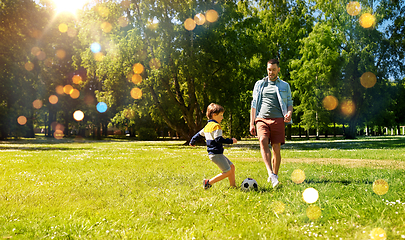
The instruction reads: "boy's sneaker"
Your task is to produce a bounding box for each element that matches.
[268,174,279,188]
[203,179,212,190]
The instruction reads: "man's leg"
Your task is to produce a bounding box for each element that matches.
[259,135,273,177]
[271,143,281,175]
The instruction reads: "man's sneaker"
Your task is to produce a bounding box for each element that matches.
[269,174,279,188]
[203,179,212,190]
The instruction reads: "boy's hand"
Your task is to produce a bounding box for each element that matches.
[232,138,237,144]
[189,142,195,147]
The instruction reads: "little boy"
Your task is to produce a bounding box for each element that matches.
[189,103,237,189]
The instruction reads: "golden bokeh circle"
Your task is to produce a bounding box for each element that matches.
[94,52,105,61]
[360,72,377,88]
[31,47,41,56]
[132,74,142,84]
[130,88,142,99]
[341,100,355,116]
[67,28,77,38]
[194,13,206,25]
[101,22,113,33]
[49,95,59,104]
[359,13,376,28]
[63,85,74,95]
[206,10,219,23]
[372,179,389,195]
[33,99,43,109]
[118,16,129,27]
[302,188,319,204]
[70,89,80,99]
[25,62,34,71]
[346,1,361,16]
[54,129,64,140]
[72,75,82,84]
[56,85,64,95]
[56,49,66,59]
[306,205,322,220]
[323,95,339,110]
[37,51,46,61]
[184,18,196,31]
[270,201,285,214]
[133,63,144,74]
[17,116,27,125]
[370,228,386,240]
[291,169,306,184]
[59,23,68,33]
[73,110,84,121]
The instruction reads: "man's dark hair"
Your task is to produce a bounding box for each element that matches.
[267,58,279,67]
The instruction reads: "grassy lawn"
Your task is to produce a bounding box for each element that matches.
[0,136,404,239]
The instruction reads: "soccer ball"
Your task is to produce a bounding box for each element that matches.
[241,178,258,191]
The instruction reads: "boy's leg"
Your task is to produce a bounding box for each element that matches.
[208,155,235,187]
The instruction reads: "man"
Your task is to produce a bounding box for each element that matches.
[249,59,293,188]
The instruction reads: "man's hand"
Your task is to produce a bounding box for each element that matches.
[249,124,256,136]
[232,138,237,144]
[284,111,292,123]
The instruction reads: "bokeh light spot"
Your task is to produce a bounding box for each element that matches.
[133,63,144,74]
[56,49,66,59]
[302,188,319,204]
[132,74,142,84]
[291,169,306,184]
[359,13,376,28]
[25,62,34,71]
[72,75,82,84]
[370,228,386,240]
[194,13,206,25]
[206,9,219,23]
[270,201,285,214]
[118,16,129,27]
[149,58,161,70]
[73,110,84,121]
[101,22,113,33]
[306,205,322,220]
[341,100,355,116]
[91,43,101,53]
[33,99,43,109]
[96,102,108,113]
[49,95,58,104]
[184,18,196,31]
[360,72,377,88]
[373,179,389,195]
[36,51,46,61]
[98,6,109,18]
[70,89,80,99]
[44,58,53,67]
[17,116,27,125]
[130,88,142,99]
[323,95,339,110]
[94,52,105,61]
[54,129,64,140]
[31,47,41,56]
[67,28,77,38]
[121,0,130,8]
[63,85,74,95]
[346,1,361,16]
[59,23,68,33]
[56,85,64,95]
[84,94,96,106]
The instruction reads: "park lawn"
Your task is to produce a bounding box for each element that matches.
[0,136,404,239]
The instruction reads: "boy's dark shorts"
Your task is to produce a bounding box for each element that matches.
[255,118,285,145]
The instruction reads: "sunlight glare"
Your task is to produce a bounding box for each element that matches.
[17,116,27,125]
[346,1,361,16]
[184,18,196,31]
[370,228,387,240]
[360,72,377,88]
[372,179,389,195]
[130,88,142,99]
[53,0,88,15]
[306,205,321,220]
[302,188,319,204]
[341,100,355,116]
[359,13,376,28]
[132,74,142,84]
[73,110,84,121]
[323,95,339,110]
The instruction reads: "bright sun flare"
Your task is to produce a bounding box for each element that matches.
[53,0,88,14]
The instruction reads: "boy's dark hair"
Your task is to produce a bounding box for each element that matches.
[206,103,224,119]
[267,58,279,67]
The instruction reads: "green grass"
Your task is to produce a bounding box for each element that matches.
[1,136,405,239]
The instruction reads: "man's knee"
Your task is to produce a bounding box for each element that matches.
[258,135,269,145]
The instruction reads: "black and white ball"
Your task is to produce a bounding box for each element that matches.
[241,178,258,191]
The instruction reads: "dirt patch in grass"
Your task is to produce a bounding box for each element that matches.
[238,158,405,170]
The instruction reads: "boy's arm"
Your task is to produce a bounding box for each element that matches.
[189,129,204,146]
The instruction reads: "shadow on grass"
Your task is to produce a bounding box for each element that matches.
[236,136,405,151]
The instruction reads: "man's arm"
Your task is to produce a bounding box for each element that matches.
[250,108,256,136]
[284,105,293,123]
